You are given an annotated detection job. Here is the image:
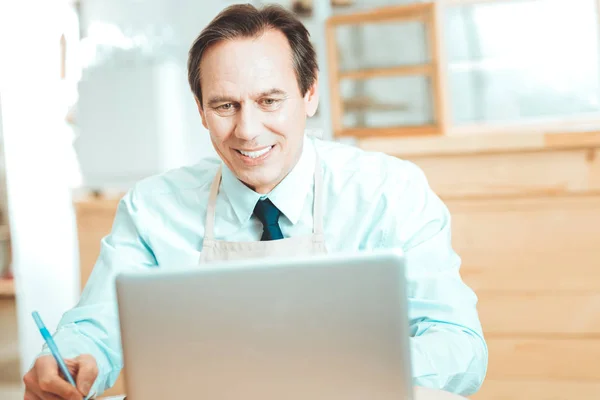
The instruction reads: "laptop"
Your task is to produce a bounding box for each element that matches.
[115,249,414,400]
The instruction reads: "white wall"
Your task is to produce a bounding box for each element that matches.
[0,0,80,376]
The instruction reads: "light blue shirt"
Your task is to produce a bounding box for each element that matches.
[43,135,487,397]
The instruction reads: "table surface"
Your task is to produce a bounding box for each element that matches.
[99,387,467,400]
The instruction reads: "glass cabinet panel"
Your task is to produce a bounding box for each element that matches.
[340,75,433,128]
[335,20,429,72]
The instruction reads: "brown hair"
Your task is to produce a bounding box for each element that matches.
[187,3,318,107]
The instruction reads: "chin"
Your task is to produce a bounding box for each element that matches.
[240,170,279,193]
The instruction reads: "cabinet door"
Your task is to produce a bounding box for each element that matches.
[326,3,446,137]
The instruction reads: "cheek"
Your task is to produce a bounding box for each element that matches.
[267,102,305,129]
[206,115,233,143]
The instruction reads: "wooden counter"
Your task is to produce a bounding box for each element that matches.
[358,130,600,400]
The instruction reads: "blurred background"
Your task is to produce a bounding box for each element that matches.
[1,0,599,399]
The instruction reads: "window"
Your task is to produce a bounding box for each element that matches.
[445,0,600,130]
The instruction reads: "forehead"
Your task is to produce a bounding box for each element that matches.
[199,29,299,97]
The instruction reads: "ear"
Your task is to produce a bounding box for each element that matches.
[195,96,208,130]
[303,76,319,118]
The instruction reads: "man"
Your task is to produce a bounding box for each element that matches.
[23,4,487,400]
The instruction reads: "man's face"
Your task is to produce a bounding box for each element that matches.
[197,29,319,194]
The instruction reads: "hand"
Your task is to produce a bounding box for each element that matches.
[23,354,98,400]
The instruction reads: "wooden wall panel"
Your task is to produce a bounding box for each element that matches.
[447,196,600,254]
[485,338,600,381]
[414,149,600,198]
[477,292,600,336]
[403,146,600,399]
[457,250,600,292]
[447,196,600,292]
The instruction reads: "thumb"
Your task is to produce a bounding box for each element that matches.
[74,354,99,397]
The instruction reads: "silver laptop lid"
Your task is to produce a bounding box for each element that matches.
[116,249,413,400]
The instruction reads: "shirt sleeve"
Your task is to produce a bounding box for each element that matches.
[38,187,157,398]
[381,161,488,396]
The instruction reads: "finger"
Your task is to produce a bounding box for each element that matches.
[36,357,81,400]
[74,355,98,396]
[23,364,48,400]
[64,359,79,378]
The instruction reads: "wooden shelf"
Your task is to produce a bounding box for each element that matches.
[0,278,14,297]
[337,124,440,138]
[339,64,434,80]
[343,95,409,112]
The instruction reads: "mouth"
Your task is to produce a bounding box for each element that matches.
[235,145,275,162]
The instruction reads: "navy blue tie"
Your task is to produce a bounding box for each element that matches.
[253,199,284,241]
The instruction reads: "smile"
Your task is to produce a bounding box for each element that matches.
[236,146,274,159]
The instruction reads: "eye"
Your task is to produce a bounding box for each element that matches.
[218,103,233,110]
[260,98,282,108]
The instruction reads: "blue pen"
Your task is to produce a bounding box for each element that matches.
[32,311,77,387]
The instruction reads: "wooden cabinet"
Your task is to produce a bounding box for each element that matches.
[325,2,447,138]
[74,196,121,290]
[74,195,125,397]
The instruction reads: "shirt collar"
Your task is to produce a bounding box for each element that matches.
[220,135,315,225]
[220,163,262,225]
[268,136,315,225]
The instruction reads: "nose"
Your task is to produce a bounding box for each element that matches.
[234,104,262,141]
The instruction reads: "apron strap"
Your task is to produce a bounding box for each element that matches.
[312,154,324,236]
[204,166,222,241]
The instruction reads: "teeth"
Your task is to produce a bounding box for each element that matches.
[239,146,272,158]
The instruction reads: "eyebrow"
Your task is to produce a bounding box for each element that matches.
[206,95,235,108]
[206,88,288,107]
[256,88,288,98]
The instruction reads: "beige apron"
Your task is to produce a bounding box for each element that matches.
[199,155,328,263]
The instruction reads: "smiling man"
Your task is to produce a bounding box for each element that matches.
[194,24,315,199]
[23,4,487,400]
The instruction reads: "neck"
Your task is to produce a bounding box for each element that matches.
[252,182,277,195]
